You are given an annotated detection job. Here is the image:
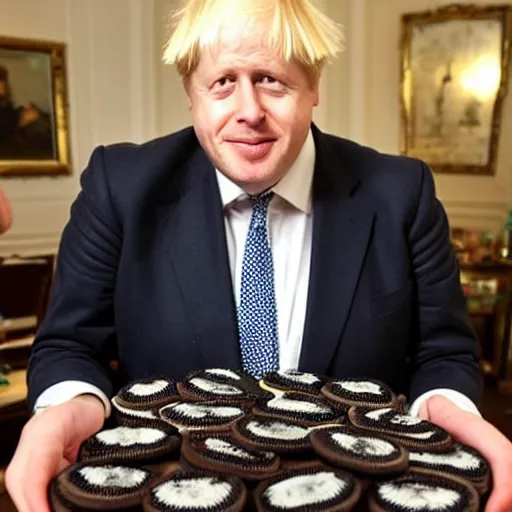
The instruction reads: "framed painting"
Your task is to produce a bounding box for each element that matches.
[0,36,71,176]
[400,4,512,175]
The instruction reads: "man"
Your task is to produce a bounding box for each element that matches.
[6,0,512,510]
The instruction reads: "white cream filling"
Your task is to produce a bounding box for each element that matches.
[128,380,169,396]
[365,410,434,438]
[267,397,331,415]
[265,472,347,508]
[336,381,383,395]
[204,369,241,380]
[189,378,243,395]
[365,408,392,420]
[331,432,396,456]
[165,403,243,419]
[278,371,321,385]
[390,414,423,426]
[154,478,232,509]
[111,397,157,419]
[378,482,461,510]
[400,431,436,440]
[410,446,481,470]
[78,466,148,488]
[246,421,310,441]
[96,427,166,446]
[204,437,257,460]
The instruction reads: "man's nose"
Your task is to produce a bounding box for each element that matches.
[235,82,265,126]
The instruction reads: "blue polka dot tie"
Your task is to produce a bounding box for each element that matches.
[237,192,279,379]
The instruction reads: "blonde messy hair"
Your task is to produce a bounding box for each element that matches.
[163,0,344,84]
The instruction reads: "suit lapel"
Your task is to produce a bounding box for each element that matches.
[299,128,375,374]
[159,146,241,370]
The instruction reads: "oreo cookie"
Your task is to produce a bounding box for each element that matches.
[254,464,362,511]
[202,368,252,383]
[159,401,246,432]
[178,377,252,405]
[260,371,327,396]
[115,377,180,410]
[322,378,398,410]
[79,426,180,465]
[348,407,453,452]
[368,472,479,512]
[180,369,271,404]
[310,425,408,476]
[232,415,312,454]
[50,462,152,511]
[253,392,343,426]
[181,431,280,481]
[111,395,173,431]
[143,469,247,511]
[409,443,491,495]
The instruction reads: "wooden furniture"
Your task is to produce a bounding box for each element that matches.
[0,255,55,336]
[0,370,27,415]
[0,370,29,503]
[0,254,55,322]
[0,370,29,466]
[0,255,54,369]
[460,261,512,392]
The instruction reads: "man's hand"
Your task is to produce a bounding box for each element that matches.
[5,395,104,512]
[419,394,512,512]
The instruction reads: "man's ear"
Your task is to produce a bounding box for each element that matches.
[310,78,320,107]
[313,88,319,107]
[183,77,192,110]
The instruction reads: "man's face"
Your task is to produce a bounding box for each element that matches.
[185,34,319,195]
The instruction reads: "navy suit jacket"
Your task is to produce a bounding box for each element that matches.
[27,125,482,409]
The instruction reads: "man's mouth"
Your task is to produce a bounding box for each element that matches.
[227,139,276,160]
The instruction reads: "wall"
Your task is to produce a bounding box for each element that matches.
[0,0,158,257]
[364,0,512,232]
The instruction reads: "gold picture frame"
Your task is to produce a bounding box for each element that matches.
[400,4,512,175]
[0,36,71,176]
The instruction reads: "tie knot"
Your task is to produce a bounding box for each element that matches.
[250,191,274,213]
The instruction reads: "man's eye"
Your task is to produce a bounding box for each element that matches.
[259,76,285,89]
[216,77,233,87]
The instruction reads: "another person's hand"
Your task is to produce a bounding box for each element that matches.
[419,394,512,512]
[5,395,104,512]
[0,186,12,234]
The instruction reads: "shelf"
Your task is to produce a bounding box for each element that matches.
[468,309,496,316]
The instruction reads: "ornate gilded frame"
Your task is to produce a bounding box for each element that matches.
[400,4,512,175]
[0,36,71,176]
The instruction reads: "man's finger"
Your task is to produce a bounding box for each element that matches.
[7,428,66,512]
[425,396,510,461]
[417,399,429,420]
[425,395,512,512]
[484,456,512,512]
[23,440,70,512]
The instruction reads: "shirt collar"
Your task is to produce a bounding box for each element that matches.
[216,129,315,214]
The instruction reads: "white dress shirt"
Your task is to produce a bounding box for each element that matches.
[35,130,480,418]
[218,130,315,371]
